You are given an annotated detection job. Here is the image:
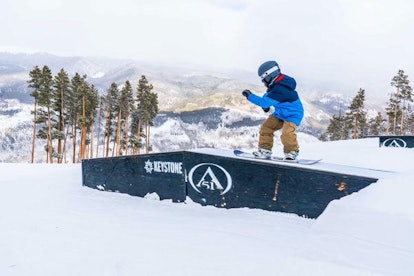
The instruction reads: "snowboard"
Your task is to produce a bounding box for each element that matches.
[233,149,321,165]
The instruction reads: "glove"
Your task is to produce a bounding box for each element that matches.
[242,89,252,98]
[263,106,275,114]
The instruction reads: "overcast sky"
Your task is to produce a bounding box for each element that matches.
[2,0,414,100]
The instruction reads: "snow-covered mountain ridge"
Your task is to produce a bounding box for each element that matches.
[0,52,383,162]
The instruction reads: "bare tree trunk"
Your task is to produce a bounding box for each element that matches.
[400,98,406,135]
[393,88,399,135]
[80,126,87,160]
[105,129,110,157]
[90,123,94,158]
[124,118,129,155]
[115,109,122,156]
[96,108,101,158]
[135,120,142,155]
[62,123,71,164]
[146,123,150,154]
[105,109,112,158]
[82,128,87,159]
[47,107,53,164]
[31,101,37,163]
[353,122,358,139]
[80,96,87,160]
[57,89,65,163]
[72,121,77,163]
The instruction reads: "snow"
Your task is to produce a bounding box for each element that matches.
[0,100,32,129]
[1,138,414,275]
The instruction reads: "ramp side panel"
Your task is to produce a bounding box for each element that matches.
[379,135,414,148]
[82,152,186,202]
[81,150,378,219]
[184,152,377,218]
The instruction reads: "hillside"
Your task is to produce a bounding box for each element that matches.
[0,52,384,162]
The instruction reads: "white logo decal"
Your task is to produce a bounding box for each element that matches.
[382,138,407,148]
[144,159,183,174]
[188,163,232,195]
[144,160,154,173]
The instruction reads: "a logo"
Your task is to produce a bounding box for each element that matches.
[188,163,232,195]
[144,159,183,174]
[382,138,407,148]
[144,160,154,173]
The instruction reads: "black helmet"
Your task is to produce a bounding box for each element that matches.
[258,60,281,84]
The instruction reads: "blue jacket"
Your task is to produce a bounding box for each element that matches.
[247,74,304,126]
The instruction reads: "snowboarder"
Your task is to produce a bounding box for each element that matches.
[242,60,304,160]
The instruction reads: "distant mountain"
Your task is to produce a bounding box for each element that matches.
[0,52,384,162]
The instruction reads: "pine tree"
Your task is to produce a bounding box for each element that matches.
[28,66,42,163]
[68,73,87,162]
[386,70,413,134]
[345,88,367,139]
[87,85,99,159]
[318,132,328,141]
[145,90,159,152]
[28,66,102,162]
[130,109,143,154]
[78,83,98,160]
[104,83,119,157]
[136,75,158,154]
[393,70,413,134]
[52,68,70,163]
[326,113,348,141]
[95,95,107,157]
[37,66,55,163]
[60,73,75,163]
[119,80,134,155]
[113,81,134,156]
[368,112,386,136]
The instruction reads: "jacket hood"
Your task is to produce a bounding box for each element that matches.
[272,74,296,90]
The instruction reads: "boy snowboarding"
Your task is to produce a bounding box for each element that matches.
[242,60,304,160]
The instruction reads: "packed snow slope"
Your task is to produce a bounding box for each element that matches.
[0,138,413,275]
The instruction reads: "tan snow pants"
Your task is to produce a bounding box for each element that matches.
[258,115,299,153]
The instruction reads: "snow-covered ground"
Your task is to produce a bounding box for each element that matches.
[0,138,413,275]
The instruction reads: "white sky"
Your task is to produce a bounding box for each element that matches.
[1,0,414,98]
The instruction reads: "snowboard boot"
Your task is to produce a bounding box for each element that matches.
[253,148,272,159]
[284,150,299,161]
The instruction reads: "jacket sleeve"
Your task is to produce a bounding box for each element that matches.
[247,93,279,108]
